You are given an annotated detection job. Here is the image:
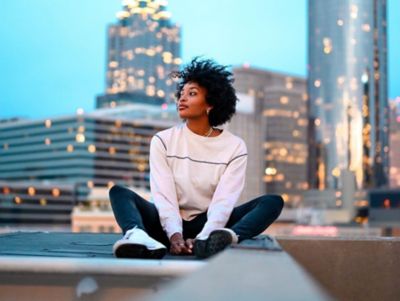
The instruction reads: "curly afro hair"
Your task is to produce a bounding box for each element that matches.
[171,57,238,127]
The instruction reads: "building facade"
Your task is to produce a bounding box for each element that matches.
[308,0,389,191]
[97,0,181,108]
[389,98,400,188]
[229,66,308,208]
[0,113,173,224]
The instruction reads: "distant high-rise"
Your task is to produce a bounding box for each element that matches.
[389,98,400,188]
[97,0,181,109]
[229,66,308,208]
[308,0,389,191]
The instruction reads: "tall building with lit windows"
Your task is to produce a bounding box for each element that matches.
[389,98,400,188]
[96,0,181,109]
[228,66,308,208]
[308,0,389,192]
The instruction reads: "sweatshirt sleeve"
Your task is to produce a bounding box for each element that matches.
[196,142,248,239]
[149,135,182,239]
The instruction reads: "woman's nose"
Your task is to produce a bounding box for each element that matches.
[178,94,186,103]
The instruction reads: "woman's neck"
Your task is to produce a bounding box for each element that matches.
[186,119,212,137]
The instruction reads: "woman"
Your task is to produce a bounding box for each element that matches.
[110,58,284,259]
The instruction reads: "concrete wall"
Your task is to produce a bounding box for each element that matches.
[278,237,400,301]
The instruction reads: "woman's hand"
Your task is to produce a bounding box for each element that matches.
[170,233,188,254]
[169,233,194,255]
[185,238,194,254]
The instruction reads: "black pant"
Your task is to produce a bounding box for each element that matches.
[109,185,284,247]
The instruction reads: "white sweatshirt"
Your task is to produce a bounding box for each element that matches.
[149,123,247,239]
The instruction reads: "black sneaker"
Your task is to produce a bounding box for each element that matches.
[194,228,238,259]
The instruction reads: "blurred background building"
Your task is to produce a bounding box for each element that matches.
[389,98,400,188]
[96,0,181,109]
[0,113,174,228]
[229,67,308,209]
[307,0,389,193]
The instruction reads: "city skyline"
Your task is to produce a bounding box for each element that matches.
[0,0,399,119]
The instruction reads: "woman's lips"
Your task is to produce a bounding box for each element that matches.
[178,105,188,111]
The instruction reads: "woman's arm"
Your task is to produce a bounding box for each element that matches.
[149,135,182,239]
[196,145,248,239]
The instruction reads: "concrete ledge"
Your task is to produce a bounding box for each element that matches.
[0,256,205,301]
[0,256,204,277]
[145,248,332,301]
[278,236,400,301]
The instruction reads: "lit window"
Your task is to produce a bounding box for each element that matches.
[350,5,358,19]
[40,198,47,206]
[174,58,182,65]
[279,148,288,156]
[337,19,344,26]
[45,138,51,145]
[362,24,371,32]
[88,145,96,153]
[157,90,165,98]
[14,196,22,204]
[109,147,116,155]
[52,188,61,197]
[314,79,321,88]
[109,61,118,68]
[67,144,74,152]
[337,76,345,85]
[87,181,94,189]
[280,96,289,104]
[265,167,277,176]
[331,167,340,177]
[323,37,332,54]
[146,85,156,96]
[76,134,85,143]
[146,49,156,56]
[45,119,52,128]
[28,187,36,196]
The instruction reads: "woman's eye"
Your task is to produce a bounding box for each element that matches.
[189,92,196,96]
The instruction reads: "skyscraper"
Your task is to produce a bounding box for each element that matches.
[308,0,389,191]
[229,66,308,208]
[97,0,181,109]
[389,98,400,187]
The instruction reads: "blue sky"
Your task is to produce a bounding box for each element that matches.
[0,0,399,119]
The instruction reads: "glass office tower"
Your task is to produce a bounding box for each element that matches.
[308,0,389,190]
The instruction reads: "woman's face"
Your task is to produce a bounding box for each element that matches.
[177,82,212,120]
